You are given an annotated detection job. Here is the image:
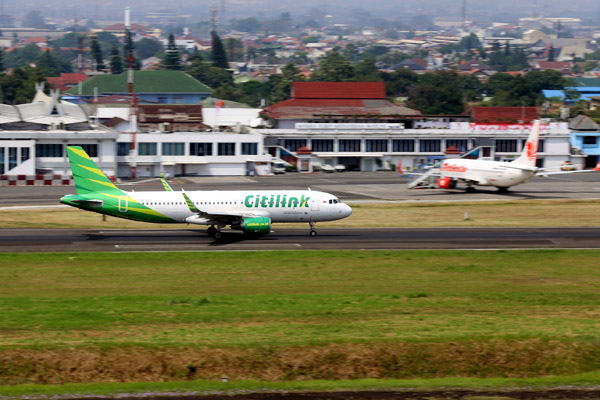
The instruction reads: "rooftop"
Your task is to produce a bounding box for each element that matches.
[64,71,212,96]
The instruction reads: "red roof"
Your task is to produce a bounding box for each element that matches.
[536,61,572,70]
[471,106,539,124]
[265,82,420,120]
[24,37,47,44]
[46,73,89,92]
[292,82,386,99]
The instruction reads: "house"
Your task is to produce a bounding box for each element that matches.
[568,115,600,168]
[393,57,427,72]
[63,71,212,105]
[46,73,89,92]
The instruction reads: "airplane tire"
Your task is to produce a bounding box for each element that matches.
[213,231,222,240]
[466,187,476,193]
[207,226,217,237]
[497,187,509,193]
[310,230,317,237]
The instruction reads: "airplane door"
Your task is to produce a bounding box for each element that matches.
[118,196,128,212]
[310,193,319,211]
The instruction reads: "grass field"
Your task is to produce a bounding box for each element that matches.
[1,249,600,390]
[1,199,600,228]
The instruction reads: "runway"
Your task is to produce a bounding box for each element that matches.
[2,227,600,252]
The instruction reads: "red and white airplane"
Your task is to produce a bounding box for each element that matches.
[409,120,599,193]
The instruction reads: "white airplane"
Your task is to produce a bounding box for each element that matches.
[60,146,352,239]
[409,120,599,193]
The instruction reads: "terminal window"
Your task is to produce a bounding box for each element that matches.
[419,139,441,153]
[311,139,333,152]
[366,139,388,152]
[241,143,258,155]
[138,143,157,156]
[392,140,415,152]
[36,144,63,158]
[70,144,98,158]
[445,139,469,152]
[583,136,597,145]
[162,143,185,156]
[117,143,131,156]
[283,139,307,152]
[495,139,518,153]
[218,143,236,156]
[338,139,361,152]
[190,142,212,156]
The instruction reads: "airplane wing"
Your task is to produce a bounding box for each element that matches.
[181,191,269,225]
[537,162,600,176]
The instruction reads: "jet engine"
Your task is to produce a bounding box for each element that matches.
[437,177,456,189]
[232,217,271,235]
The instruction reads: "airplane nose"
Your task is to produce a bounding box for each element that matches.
[343,204,352,218]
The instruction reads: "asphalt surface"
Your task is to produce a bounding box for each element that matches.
[2,172,600,252]
[2,227,600,252]
[2,171,600,206]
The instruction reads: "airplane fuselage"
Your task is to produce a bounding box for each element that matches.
[440,159,536,188]
[61,189,352,224]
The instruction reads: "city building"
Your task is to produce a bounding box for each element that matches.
[63,71,212,105]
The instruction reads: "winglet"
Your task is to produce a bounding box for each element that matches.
[161,178,173,191]
[594,161,600,171]
[182,191,200,213]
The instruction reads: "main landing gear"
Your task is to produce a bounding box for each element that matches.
[465,186,476,193]
[309,221,317,237]
[207,225,222,240]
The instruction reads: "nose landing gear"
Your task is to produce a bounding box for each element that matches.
[309,221,317,236]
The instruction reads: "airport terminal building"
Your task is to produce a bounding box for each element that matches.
[256,83,574,171]
[0,83,587,183]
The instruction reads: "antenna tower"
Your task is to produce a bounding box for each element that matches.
[210,4,218,32]
[125,7,137,178]
[461,0,467,30]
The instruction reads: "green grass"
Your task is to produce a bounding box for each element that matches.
[3,372,600,398]
[2,250,600,389]
[1,250,600,349]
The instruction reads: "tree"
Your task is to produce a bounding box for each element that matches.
[268,62,304,103]
[548,44,555,61]
[109,45,123,74]
[381,67,419,97]
[36,50,61,76]
[135,38,163,60]
[0,66,46,104]
[211,30,229,69]
[406,70,465,114]
[162,33,181,70]
[23,10,45,28]
[89,35,105,72]
[187,57,232,89]
[524,70,571,95]
[354,58,381,82]
[459,33,482,50]
[311,49,355,82]
[490,76,537,107]
[484,73,515,96]
[0,49,5,77]
[123,29,140,70]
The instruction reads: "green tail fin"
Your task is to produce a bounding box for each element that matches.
[161,178,173,191]
[66,146,122,195]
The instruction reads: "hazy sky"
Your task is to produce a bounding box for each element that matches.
[7,0,600,24]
